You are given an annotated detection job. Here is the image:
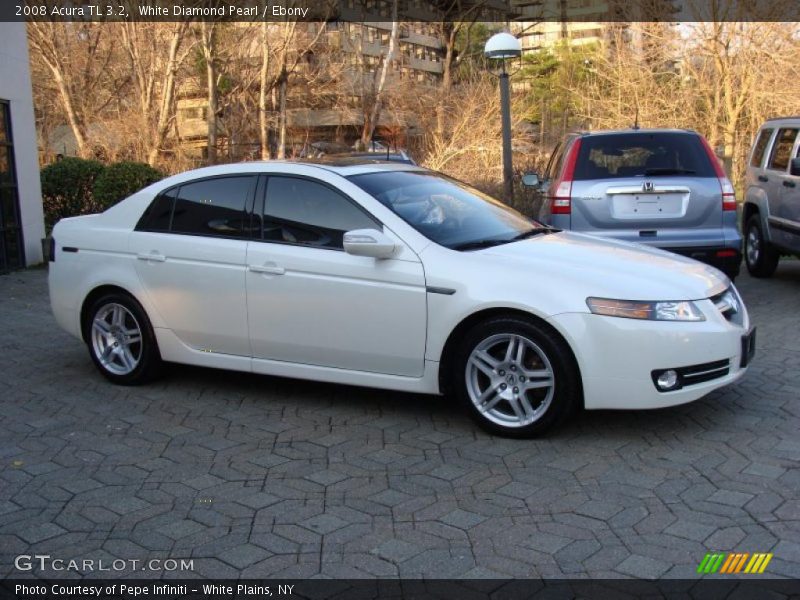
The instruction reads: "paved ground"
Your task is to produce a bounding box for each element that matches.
[0,264,799,580]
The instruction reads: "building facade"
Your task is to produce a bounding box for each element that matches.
[0,22,44,271]
[175,0,517,159]
[512,0,610,52]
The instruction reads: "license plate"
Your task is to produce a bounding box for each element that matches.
[611,194,686,219]
[741,327,756,368]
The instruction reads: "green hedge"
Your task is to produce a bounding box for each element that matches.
[40,157,105,234]
[93,162,164,210]
[41,159,164,234]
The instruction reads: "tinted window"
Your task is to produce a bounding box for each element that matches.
[750,128,773,167]
[137,188,177,232]
[0,103,8,143]
[0,146,14,186]
[544,142,564,180]
[767,128,798,172]
[262,176,379,249]
[572,133,715,180]
[349,171,538,249]
[170,176,253,237]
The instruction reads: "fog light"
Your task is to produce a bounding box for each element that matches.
[656,370,679,390]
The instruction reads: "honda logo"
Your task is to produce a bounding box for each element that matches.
[643,181,655,192]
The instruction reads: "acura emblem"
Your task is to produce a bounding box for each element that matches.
[643,181,654,192]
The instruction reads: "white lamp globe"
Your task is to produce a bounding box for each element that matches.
[484,32,522,60]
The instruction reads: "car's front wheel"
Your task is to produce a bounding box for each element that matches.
[85,292,161,385]
[744,215,779,278]
[454,316,580,438]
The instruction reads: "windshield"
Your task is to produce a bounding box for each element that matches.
[348,170,544,250]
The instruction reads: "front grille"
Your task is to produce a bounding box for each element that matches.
[677,359,730,386]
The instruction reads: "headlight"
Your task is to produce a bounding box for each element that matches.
[586,297,705,321]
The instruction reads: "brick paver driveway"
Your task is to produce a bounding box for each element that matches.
[1,265,799,579]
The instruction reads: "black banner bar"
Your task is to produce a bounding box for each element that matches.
[2,0,800,23]
[3,579,800,600]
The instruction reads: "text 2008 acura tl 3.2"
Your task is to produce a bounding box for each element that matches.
[48,159,755,437]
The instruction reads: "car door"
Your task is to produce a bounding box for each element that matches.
[786,142,800,252]
[765,127,800,251]
[129,175,256,356]
[246,174,427,377]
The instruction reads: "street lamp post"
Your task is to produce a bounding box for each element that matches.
[484,32,521,203]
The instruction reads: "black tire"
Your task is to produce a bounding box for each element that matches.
[744,215,779,278]
[83,292,162,385]
[452,316,580,438]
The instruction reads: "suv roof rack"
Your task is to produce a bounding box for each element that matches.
[765,115,800,122]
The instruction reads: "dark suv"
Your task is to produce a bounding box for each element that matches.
[525,129,742,280]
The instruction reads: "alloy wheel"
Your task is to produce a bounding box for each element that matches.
[465,333,555,428]
[746,225,760,266]
[90,303,143,376]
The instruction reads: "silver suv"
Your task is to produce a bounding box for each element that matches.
[526,129,742,280]
[742,117,800,277]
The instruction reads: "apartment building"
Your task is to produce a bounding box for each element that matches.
[512,0,609,52]
[176,0,518,159]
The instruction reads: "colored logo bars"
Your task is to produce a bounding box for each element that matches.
[698,552,773,574]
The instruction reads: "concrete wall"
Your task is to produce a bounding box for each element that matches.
[0,22,44,265]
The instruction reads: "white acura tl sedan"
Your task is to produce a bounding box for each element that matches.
[49,160,755,437]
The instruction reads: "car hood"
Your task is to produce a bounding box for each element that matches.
[477,231,729,301]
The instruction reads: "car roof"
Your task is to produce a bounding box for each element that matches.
[152,159,424,189]
[575,128,699,137]
[763,116,800,123]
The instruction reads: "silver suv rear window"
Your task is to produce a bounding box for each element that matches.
[573,132,716,180]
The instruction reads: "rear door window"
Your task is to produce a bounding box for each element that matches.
[544,142,565,180]
[750,128,773,168]
[572,132,716,180]
[767,128,798,172]
[137,188,177,232]
[170,176,254,237]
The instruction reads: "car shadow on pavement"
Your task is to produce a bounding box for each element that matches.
[149,362,734,442]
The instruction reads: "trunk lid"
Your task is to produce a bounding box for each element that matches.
[566,131,723,245]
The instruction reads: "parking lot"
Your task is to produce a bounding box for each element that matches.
[1,264,799,579]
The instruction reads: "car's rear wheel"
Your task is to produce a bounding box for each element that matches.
[453,316,580,438]
[745,215,779,278]
[85,292,161,385]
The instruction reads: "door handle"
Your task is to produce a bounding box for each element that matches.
[248,263,285,275]
[758,175,769,182]
[783,180,797,188]
[136,252,166,262]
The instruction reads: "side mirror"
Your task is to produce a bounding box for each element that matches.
[343,228,397,259]
[521,173,541,188]
[790,157,800,177]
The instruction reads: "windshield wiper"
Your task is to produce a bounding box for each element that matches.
[452,228,555,251]
[451,238,511,251]
[643,168,696,176]
[510,227,555,241]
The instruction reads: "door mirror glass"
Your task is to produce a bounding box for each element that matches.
[790,157,800,177]
[521,173,540,188]
[343,228,397,259]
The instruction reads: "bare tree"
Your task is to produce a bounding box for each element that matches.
[198,20,219,163]
[360,0,399,145]
[27,22,122,157]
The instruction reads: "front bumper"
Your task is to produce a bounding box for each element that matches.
[548,297,750,410]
